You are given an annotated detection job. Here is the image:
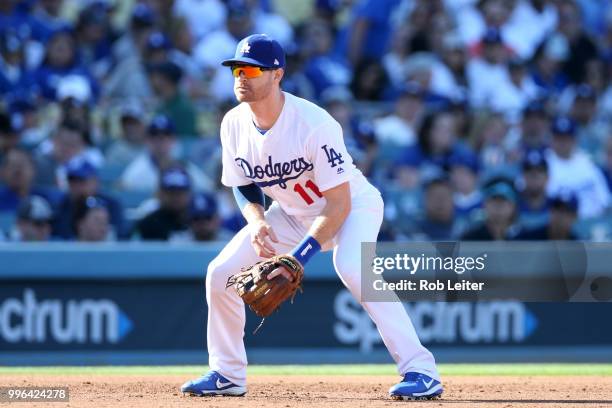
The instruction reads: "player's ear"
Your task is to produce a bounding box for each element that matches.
[274,68,284,83]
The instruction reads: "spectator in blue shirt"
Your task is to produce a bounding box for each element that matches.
[301,18,352,100]
[31,29,97,101]
[52,157,124,240]
[29,0,72,43]
[345,0,401,66]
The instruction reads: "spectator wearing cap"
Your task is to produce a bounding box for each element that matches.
[449,149,482,219]
[322,86,377,176]
[517,149,549,228]
[104,3,156,100]
[134,166,192,241]
[120,114,212,192]
[301,18,352,100]
[56,74,107,150]
[105,103,148,167]
[184,191,231,242]
[462,178,520,240]
[403,175,462,241]
[546,116,609,218]
[10,195,54,242]
[52,157,124,239]
[31,29,98,102]
[0,148,60,211]
[148,60,197,137]
[515,191,579,240]
[73,195,112,242]
[144,31,174,65]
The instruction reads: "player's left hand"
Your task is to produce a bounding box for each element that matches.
[267,265,294,282]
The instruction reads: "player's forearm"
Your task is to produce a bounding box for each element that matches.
[241,203,266,225]
[233,184,266,225]
[290,184,352,266]
[307,199,351,247]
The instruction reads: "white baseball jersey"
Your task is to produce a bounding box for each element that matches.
[220,92,373,218]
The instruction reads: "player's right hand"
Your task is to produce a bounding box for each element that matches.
[249,220,279,258]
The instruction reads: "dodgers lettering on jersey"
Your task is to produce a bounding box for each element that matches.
[220,92,370,217]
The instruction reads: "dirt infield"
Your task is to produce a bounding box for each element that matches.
[2,374,612,408]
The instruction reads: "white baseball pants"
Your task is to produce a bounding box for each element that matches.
[205,190,439,386]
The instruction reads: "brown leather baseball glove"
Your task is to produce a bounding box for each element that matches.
[226,254,304,327]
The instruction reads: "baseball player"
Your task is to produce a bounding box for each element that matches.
[181,34,443,400]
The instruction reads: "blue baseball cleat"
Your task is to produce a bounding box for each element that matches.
[181,370,247,397]
[389,372,443,400]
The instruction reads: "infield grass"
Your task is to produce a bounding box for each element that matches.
[0,364,611,376]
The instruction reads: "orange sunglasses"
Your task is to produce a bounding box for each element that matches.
[231,65,272,79]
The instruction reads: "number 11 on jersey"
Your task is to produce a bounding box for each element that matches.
[293,180,323,205]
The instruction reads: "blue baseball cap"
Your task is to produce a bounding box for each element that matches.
[449,149,479,173]
[482,27,503,45]
[221,34,285,69]
[148,114,175,135]
[551,116,576,137]
[66,157,98,180]
[523,100,547,116]
[18,195,53,222]
[484,181,517,202]
[160,167,191,190]
[189,192,218,219]
[146,31,172,51]
[522,149,548,170]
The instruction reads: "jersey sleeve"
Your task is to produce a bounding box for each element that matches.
[220,118,251,187]
[307,119,354,192]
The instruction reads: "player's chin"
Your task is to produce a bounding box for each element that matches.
[234,88,254,102]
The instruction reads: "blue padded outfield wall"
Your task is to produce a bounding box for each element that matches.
[0,243,611,365]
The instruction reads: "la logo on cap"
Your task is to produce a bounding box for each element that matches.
[274,58,279,65]
[240,41,250,54]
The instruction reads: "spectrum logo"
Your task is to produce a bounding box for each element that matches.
[334,290,538,352]
[0,289,133,344]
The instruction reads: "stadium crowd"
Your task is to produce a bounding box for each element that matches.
[0,0,611,242]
